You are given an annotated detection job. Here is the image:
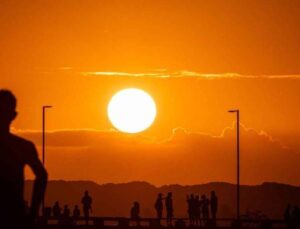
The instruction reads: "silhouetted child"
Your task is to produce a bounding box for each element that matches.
[210,191,218,225]
[53,201,61,219]
[155,193,163,221]
[81,190,93,225]
[165,192,174,226]
[131,201,140,226]
[0,90,48,228]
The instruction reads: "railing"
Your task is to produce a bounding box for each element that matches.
[37,216,289,228]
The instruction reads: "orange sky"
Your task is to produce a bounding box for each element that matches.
[1,0,300,185]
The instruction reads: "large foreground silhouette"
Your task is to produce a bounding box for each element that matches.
[0,90,48,228]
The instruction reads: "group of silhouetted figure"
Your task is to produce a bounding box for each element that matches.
[154,192,174,226]
[45,190,93,225]
[130,191,218,227]
[130,192,174,226]
[186,191,218,227]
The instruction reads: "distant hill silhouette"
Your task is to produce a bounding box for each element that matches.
[24,181,300,219]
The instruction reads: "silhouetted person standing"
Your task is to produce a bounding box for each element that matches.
[155,193,163,221]
[73,205,80,224]
[195,195,201,226]
[186,194,195,226]
[165,192,173,226]
[81,190,93,225]
[130,201,140,226]
[53,201,61,219]
[210,191,218,225]
[0,90,48,228]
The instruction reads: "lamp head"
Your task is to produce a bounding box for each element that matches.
[43,105,53,109]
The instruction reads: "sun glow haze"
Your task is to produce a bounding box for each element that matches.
[107,88,157,133]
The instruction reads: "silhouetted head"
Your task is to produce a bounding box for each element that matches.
[75,205,78,208]
[64,205,68,209]
[211,191,215,196]
[168,192,172,197]
[85,190,89,195]
[201,194,206,199]
[0,90,17,130]
[158,193,163,198]
[55,201,59,205]
[191,194,194,198]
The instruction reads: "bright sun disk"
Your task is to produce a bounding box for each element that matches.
[107,88,157,133]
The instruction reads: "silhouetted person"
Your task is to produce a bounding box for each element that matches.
[63,205,70,218]
[165,192,173,226]
[201,194,210,225]
[53,201,61,219]
[73,205,80,219]
[0,90,48,228]
[210,191,218,225]
[186,194,195,226]
[195,195,202,226]
[155,193,163,221]
[81,190,93,225]
[72,205,80,225]
[58,204,71,225]
[131,201,140,226]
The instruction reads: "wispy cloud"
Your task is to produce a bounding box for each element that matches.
[37,67,300,79]
[82,70,300,79]
[82,71,170,78]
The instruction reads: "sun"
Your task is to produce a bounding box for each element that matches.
[107,88,157,133]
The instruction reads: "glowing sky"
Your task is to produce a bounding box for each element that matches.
[1,0,300,185]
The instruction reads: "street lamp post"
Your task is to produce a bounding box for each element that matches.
[228,109,240,222]
[42,105,52,213]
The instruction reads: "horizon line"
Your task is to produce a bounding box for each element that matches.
[24,179,300,188]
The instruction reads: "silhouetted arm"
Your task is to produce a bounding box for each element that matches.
[27,143,48,217]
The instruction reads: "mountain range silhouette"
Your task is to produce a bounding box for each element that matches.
[24,181,300,219]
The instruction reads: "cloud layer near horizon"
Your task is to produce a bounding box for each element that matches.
[80,70,300,79]
[16,124,300,186]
